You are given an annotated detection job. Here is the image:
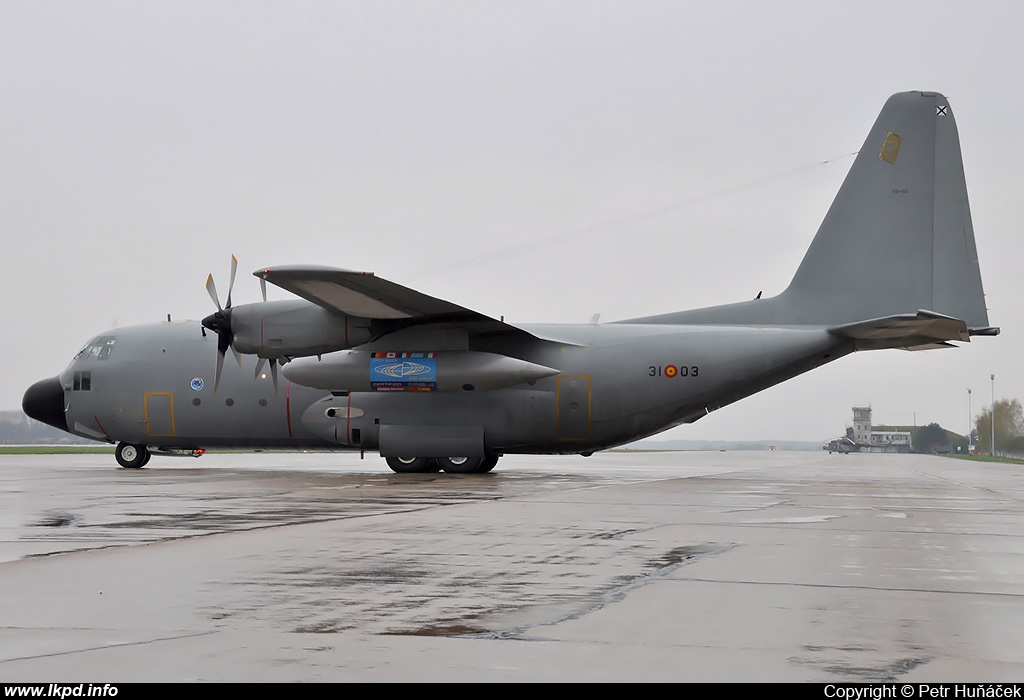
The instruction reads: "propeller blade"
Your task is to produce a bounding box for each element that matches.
[217,330,232,357]
[260,276,267,303]
[214,348,225,393]
[254,357,279,395]
[205,274,222,312]
[226,254,238,309]
[231,344,242,367]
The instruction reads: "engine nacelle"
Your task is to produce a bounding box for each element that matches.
[228,299,377,359]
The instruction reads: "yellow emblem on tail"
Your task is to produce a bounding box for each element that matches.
[878,131,901,164]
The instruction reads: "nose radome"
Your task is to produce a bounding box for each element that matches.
[22,377,69,433]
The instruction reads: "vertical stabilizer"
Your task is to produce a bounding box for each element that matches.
[626,91,995,334]
[782,91,990,329]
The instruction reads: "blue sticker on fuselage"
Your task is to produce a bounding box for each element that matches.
[190,377,204,391]
[370,353,437,392]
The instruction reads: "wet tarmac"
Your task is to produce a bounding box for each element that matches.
[1,450,1023,682]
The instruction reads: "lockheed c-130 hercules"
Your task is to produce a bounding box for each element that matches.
[23,91,999,473]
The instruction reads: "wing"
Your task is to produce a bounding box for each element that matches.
[255,265,538,341]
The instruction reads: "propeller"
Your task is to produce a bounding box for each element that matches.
[254,356,279,394]
[201,255,242,392]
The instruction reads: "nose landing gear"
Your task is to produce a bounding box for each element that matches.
[115,442,151,469]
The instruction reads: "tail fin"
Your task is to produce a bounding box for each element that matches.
[783,91,992,331]
[629,91,997,337]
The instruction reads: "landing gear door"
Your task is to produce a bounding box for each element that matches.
[557,376,591,441]
[379,424,484,457]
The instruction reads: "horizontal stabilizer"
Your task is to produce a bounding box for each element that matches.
[830,310,969,350]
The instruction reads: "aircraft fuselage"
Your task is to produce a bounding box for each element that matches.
[39,319,851,458]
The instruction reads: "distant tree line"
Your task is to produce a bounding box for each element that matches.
[885,398,1024,456]
[914,423,958,454]
[972,398,1024,455]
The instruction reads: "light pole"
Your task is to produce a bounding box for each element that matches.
[991,374,996,457]
[968,388,973,453]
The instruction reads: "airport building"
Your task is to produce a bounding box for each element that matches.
[848,406,913,453]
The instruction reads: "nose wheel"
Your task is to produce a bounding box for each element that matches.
[115,442,151,469]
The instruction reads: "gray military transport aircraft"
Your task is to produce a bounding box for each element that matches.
[23,91,999,473]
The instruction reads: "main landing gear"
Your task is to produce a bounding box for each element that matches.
[115,442,151,469]
[385,454,500,474]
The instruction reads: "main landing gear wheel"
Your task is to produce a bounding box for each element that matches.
[479,454,500,473]
[115,442,150,469]
[385,456,434,473]
[438,456,484,474]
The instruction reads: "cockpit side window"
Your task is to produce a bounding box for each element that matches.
[73,371,91,391]
[75,335,117,361]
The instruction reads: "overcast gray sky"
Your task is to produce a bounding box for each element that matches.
[2,1,1020,442]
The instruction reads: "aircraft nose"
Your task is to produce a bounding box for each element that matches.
[22,377,69,433]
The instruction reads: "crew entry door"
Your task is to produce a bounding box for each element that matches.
[144,392,176,437]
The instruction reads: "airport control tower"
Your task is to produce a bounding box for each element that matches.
[852,406,872,443]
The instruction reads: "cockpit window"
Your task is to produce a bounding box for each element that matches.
[73,371,91,391]
[75,335,117,361]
